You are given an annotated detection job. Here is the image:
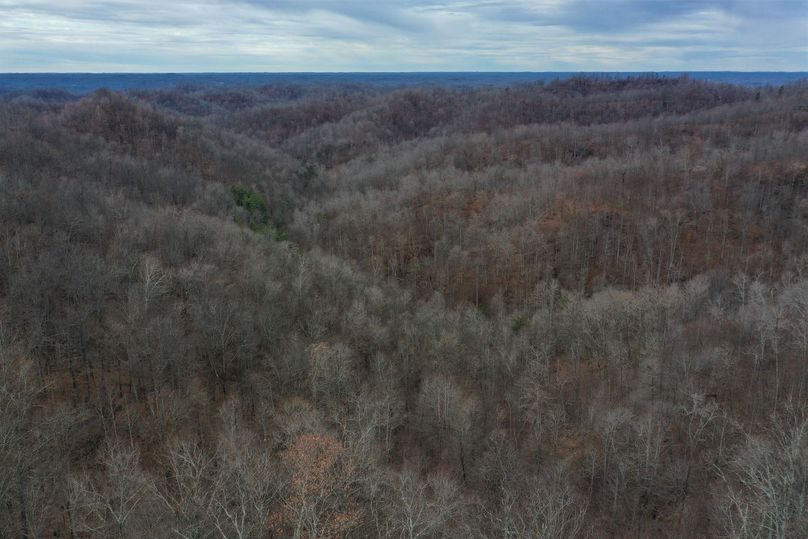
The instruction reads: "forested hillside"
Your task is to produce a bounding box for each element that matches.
[1,77,807,538]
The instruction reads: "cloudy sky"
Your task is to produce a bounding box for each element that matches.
[1,0,806,72]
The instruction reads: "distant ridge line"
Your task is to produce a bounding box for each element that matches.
[1,71,806,93]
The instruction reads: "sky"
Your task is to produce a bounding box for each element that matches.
[1,0,807,72]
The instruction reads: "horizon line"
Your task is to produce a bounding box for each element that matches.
[4,70,808,75]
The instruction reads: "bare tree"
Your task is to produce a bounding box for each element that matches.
[69,442,160,539]
[720,404,808,539]
[387,469,465,539]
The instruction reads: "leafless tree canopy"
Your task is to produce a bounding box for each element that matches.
[1,76,807,537]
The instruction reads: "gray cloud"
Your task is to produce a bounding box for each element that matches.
[241,0,431,32]
[453,0,805,31]
[551,0,806,33]
[0,0,805,71]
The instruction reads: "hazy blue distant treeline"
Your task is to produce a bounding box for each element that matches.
[1,70,806,94]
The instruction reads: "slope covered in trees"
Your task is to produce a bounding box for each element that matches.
[1,76,807,538]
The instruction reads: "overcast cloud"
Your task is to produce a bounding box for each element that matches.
[1,0,806,71]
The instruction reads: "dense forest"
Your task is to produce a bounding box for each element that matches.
[1,76,807,538]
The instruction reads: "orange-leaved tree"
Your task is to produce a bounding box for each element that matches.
[270,433,361,538]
